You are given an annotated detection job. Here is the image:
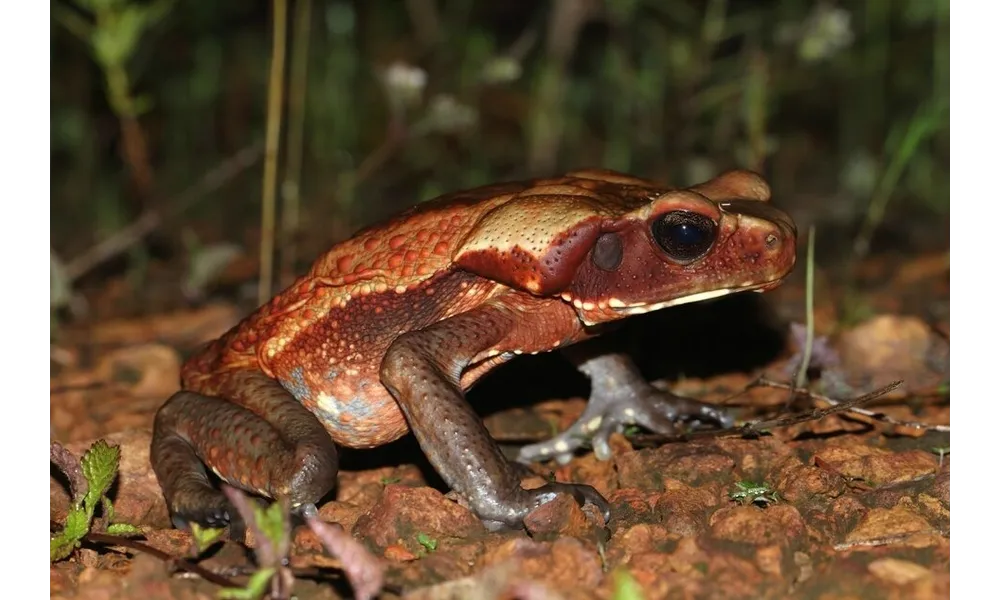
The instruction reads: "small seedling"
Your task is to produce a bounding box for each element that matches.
[50,440,142,562]
[931,446,950,466]
[379,476,402,485]
[217,568,278,600]
[190,522,227,554]
[612,568,647,600]
[216,487,294,600]
[416,532,438,553]
[729,480,781,507]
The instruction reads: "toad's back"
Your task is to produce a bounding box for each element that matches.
[182,170,669,388]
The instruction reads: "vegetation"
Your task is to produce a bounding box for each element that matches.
[51,0,948,323]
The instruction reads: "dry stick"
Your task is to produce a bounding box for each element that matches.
[63,142,265,282]
[833,530,946,551]
[753,378,950,433]
[733,380,903,434]
[630,380,905,446]
[83,532,238,588]
[86,524,394,597]
[258,0,290,306]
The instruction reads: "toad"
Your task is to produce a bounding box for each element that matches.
[151,168,797,531]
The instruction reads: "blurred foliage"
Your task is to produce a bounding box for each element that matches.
[51,0,949,301]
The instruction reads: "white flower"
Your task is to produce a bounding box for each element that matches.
[777,4,855,63]
[379,61,427,109]
[414,94,478,135]
[481,56,523,84]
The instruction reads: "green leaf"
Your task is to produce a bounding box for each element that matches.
[50,508,91,562]
[612,569,646,600]
[217,567,276,600]
[50,531,81,562]
[63,507,92,541]
[81,440,120,512]
[191,522,227,553]
[253,500,289,550]
[106,522,143,536]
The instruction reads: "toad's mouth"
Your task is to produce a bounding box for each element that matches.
[609,278,787,316]
[567,277,788,326]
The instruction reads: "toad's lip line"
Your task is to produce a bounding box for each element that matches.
[569,278,787,325]
[610,279,785,314]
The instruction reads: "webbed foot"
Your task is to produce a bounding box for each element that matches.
[518,353,733,465]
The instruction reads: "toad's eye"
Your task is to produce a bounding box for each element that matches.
[650,211,717,262]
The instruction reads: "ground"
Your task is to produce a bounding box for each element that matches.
[49,246,949,600]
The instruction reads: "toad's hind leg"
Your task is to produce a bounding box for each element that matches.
[517,350,734,465]
[150,370,338,531]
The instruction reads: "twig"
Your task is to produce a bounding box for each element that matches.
[82,532,238,588]
[258,0,290,305]
[352,128,408,186]
[627,380,905,446]
[63,142,264,282]
[735,380,903,434]
[832,529,946,551]
[504,22,540,62]
[754,378,950,433]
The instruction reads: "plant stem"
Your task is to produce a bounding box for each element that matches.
[259,0,289,305]
[795,226,816,389]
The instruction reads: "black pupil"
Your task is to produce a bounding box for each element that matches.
[651,211,716,261]
[671,223,703,245]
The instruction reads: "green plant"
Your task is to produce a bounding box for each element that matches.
[728,480,781,507]
[50,440,142,562]
[612,568,647,600]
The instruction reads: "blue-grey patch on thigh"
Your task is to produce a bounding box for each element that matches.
[279,366,313,403]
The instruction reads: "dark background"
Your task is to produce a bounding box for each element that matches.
[50,0,949,326]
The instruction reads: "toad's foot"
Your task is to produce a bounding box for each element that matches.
[517,353,733,465]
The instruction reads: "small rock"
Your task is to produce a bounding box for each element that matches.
[478,537,603,593]
[773,460,846,503]
[843,503,939,547]
[652,481,720,537]
[523,492,604,542]
[616,441,735,491]
[812,445,938,486]
[352,484,485,554]
[868,557,932,586]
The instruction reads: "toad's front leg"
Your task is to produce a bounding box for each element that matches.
[379,300,610,531]
[517,348,734,465]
